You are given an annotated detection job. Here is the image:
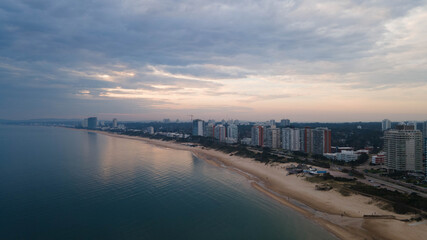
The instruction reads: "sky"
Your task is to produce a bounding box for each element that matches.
[1,0,427,122]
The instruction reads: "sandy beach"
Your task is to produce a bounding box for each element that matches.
[82,129,427,240]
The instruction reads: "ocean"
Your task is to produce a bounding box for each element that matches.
[0,125,335,239]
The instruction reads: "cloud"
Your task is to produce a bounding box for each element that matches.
[0,0,427,121]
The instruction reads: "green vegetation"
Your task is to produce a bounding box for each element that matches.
[348,169,365,179]
[308,173,356,183]
[364,168,382,174]
[306,173,427,215]
[339,188,351,196]
[349,183,427,214]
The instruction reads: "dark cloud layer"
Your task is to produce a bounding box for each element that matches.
[1,0,426,120]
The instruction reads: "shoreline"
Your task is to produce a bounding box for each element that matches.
[74,128,426,240]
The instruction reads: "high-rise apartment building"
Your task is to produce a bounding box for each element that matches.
[384,126,423,172]
[266,127,281,149]
[311,127,332,155]
[214,124,226,142]
[192,119,204,136]
[423,121,427,172]
[147,126,154,134]
[407,121,417,130]
[112,118,118,128]
[87,117,98,129]
[291,127,332,154]
[282,128,300,151]
[280,119,291,127]
[382,119,391,131]
[251,125,265,147]
[425,137,427,174]
[226,124,238,142]
[82,118,88,128]
[204,122,215,137]
[301,127,313,153]
[422,121,427,139]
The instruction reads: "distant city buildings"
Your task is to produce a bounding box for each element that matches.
[163,118,171,123]
[214,124,227,142]
[384,123,423,173]
[266,127,281,149]
[406,121,417,130]
[112,118,118,128]
[204,121,215,138]
[281,127,331,155]
[425,136,427,174]
[280,119,290,127]
[269,119,276,127]
[382,119,391,131]
[311,127,332,155]
[423,121,427,174]
[251,125,265,147]
[147,126,154,135]
[87,117,98,129]
[191,119,238,143]
[82,118,88,128]
[423,121,427,139]
[188,118,332,155]
[226,124,238,143]
[192,119,204,136]
[282,128,300,151]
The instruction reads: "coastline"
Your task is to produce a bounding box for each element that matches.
[76,128,426,240]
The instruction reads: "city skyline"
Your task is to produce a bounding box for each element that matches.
[1,1,427,121]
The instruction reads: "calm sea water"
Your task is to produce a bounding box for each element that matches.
[0,125,335,240]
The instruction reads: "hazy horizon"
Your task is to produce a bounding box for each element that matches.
[2,117,425,124]
[1,1,426,121]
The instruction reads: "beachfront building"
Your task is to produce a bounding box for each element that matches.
[112,118,118,128]
[251,125,265,147]
[214,124,226,142]
[324,151,359,162]
[302,127,331,154]
[425,137,427,174]
[384,124,423,173]
[226,124,238,143]
[301,127,313,153]
[82,118,88,128]
[382,119,391,131]
[192,119,204,136]
[147,126,154,135]
[282,128,300,151]
[336,151,358,162]
[266,127,281,149]
[204,122,215,137]
[282,127,331,154]
[311,127,332,155]
[88,117,98,129]
[372,153,385,165]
